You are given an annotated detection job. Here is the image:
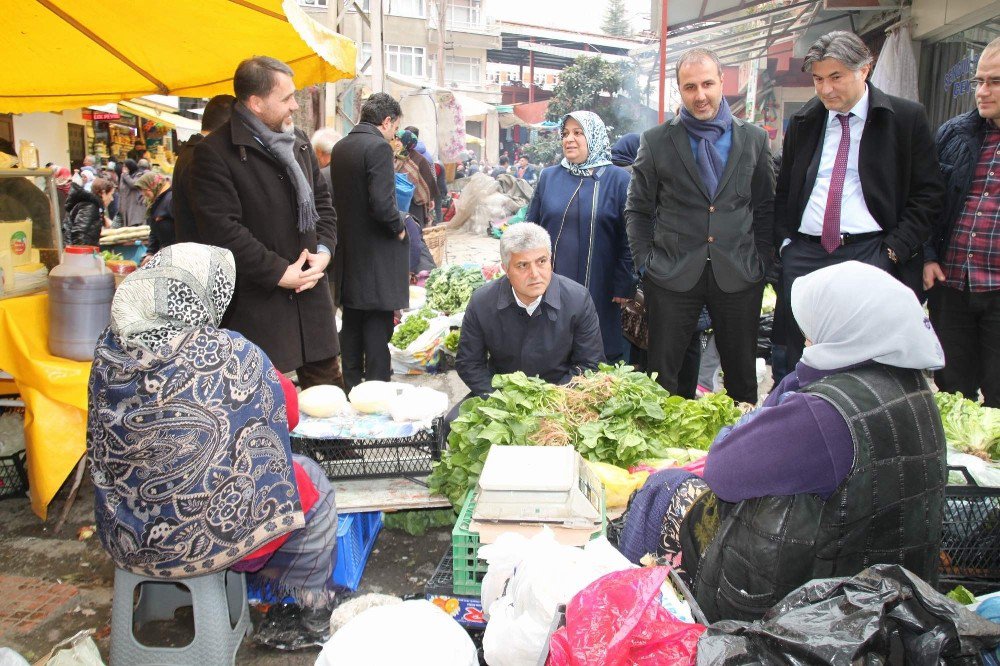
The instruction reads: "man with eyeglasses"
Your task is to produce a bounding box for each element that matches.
[926,36,1000,407]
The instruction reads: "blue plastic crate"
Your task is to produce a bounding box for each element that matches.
[248,510,382,601]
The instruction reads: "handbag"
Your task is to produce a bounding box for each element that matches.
[621,289,649,350]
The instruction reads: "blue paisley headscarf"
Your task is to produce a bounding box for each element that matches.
[88,243,304,579]
[560,110,613,176]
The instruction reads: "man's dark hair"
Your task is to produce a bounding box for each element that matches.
[499,156,509,165]
[201,94,237,132]
[360,93,402,126]
[405,125,420,137]
[233,56,294,103]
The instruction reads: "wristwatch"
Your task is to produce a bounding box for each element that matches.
[886,246,899,265]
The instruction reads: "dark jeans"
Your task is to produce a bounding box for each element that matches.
[340,307,394,391]
[928,284,1000,408]
[781,235,891,371]
[296,356,345,391]
[645,266,764,405]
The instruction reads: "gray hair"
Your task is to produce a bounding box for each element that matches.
[234,56,295,102]
[137,158,150,169]
[675,47,723,81]
[500,223,551,266]
[311,127,342,155]
[802,31,873,73]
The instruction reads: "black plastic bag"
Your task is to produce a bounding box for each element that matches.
[756,314,773,361]
[696,564,1000,665]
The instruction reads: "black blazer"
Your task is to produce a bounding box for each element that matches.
[774,84,944,292]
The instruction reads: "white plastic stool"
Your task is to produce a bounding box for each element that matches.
[109,567,251,666]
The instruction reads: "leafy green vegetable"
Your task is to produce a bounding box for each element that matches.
[383,508,456,536]
[946,585,976,605]
[391,312,430,349]
[934,391,1000,460]
[444,329,461,353]
[424,265,486,313]
[761,284,777,314]
[100,250,124,262]
[428,364,741,506]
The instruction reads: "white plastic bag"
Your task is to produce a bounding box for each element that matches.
[389,386,449,423]
[315,600,478,666]
[390,315,451,375]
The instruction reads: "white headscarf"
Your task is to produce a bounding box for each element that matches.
[791,261,944,371]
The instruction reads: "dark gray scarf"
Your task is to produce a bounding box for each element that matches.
[234,102,319,233]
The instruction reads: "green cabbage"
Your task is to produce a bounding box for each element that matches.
[934,391,1000,460]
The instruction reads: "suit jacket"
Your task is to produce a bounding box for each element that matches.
[329,123,409,311]
[171,133,203,243]
[774,84,944,293]
[455,274,605,397]
[188,119,339,372]
[625,116,775,294]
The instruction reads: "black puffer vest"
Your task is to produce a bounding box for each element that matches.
[693,364,947,622]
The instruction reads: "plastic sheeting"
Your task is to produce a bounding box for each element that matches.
[0,293,90,519]
[696,564,1000,665]
[871,24,920,102]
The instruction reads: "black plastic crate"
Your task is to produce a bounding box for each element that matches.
[290,417,444,481]
[938,466,1000,595]
[0,451,27,500]
[424,550,486,627]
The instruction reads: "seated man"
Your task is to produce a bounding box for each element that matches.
[449,223,604,420]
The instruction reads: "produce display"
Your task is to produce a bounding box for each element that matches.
[348,381,403,415]
[934,391,1000,460]
[100,225,150,244]
[391,310,432,349]
[100,250,124,262]
[444,329,460,353]
[424,265,486,313]
[298,384,348,418]
[428,365,741,506]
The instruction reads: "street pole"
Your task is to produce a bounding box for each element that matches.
[657,0,668,123]
[436,0,448,87]
[325,0,340,127]
[371,0,385,93]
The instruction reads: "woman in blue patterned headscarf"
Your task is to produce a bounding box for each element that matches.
[526,111,635,361]
[87,243,337,607]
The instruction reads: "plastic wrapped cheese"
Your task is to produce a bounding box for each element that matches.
[298,384,348,418]
[348,381,403,415]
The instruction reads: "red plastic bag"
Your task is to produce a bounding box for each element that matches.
[546,568,704,666]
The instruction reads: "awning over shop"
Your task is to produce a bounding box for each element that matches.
[117,101,202,141]
[2,0,356,114]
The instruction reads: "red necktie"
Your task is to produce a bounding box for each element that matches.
[822,113,852,254]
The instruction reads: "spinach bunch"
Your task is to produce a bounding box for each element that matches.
[425,265,486,313]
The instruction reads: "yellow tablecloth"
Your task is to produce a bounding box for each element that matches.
[0,293,90,519]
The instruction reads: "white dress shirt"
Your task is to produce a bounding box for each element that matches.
[798,86,882,236]
[512,287,542,316]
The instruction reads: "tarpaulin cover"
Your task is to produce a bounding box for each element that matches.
[0,294,90,519]
[696,564,1000,665]
[547,567,705,666]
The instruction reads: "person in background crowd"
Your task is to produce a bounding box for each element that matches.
[189,56,342,390]
[330,92,409,391]
[626,47,774,405]
[80,155,98,177]
[515,156,537,184]
[173,94,236,243]
[467,159,481,176]
[395,129,438,227]
[126,139,147,162]
[53,166,72,223]
[528,111,634,362]
[136,172,174,262]
[450,223,604,428]
[81,169,96,192]
[310,126,345,311]
[610,133,640,171]
[87,243,339,612]
[491,155,510,178]
[116,158,149,227]
[63,177,114,246]
[774,30,944,372]
[925,36,1000,408]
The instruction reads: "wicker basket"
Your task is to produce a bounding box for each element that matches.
[424,225,447,267]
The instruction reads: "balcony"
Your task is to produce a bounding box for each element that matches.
[427,17,501,49]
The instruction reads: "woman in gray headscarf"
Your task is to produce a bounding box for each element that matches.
[87,243,338,608]
[526,111,635,361]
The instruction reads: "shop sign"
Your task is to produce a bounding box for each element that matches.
[943,52,979,99]
[83,111,121,121]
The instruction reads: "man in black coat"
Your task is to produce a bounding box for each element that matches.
[329,93,409,390]
[173,94,236,243]
[188,56,341,389]
[774,30,944,370]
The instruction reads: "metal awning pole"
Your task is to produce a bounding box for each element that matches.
[658,0,668,123]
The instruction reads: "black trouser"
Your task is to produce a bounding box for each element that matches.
[296,356,345,391]
[645,266,764,405]
[928,284,1000,408]
[781,234,889,371]
[340,307,394,391]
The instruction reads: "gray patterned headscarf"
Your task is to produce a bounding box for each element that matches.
[110,243,236,354]
[559,110,613,176]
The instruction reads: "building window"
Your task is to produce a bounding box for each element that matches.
[362,43,426,78]
[448,0,482,29]
[297,0,328,6]
[358,0,424,16]
[432,55,481,84]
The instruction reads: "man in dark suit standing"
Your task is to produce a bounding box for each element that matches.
[774,30,944,370]
[330,93,409,390]
[626,47,774,405]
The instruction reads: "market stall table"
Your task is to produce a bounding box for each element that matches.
[0,292,89,519]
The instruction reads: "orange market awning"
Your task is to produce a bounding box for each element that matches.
[2,0,356,113]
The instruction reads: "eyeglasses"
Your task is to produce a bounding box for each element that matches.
[972,77,1000,90]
